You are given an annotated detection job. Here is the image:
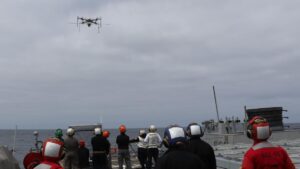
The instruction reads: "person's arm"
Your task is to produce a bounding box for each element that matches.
[130,137,139,143]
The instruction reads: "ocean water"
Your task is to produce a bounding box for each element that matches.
[0,128,165,168]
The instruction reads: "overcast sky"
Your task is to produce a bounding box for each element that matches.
[0,0,300,129]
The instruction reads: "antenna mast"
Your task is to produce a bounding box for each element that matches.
[213,86,220,122]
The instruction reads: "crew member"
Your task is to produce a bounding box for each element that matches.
[241,116,295,169]
[186,122,216,169]
[103,130,112,169]
[33,138,64,169]
[130,129,148,169]
[144,125,162,169]
[54,128,64,142]
[155,125,205,169]
[91,127,110,169]
[63,128,80,169]
[116,124,132,169]
[78,140,90,169]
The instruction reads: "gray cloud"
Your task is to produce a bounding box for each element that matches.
[0,0,300,129]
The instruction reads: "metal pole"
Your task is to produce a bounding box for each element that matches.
[213,86,220,122]
[12,125,17,155]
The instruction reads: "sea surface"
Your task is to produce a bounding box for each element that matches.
[1,123,300,169]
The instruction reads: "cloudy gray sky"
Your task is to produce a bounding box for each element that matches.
[0,0,300,129]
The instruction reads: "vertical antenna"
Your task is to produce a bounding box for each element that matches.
[12,125,17,155]
[213,86,220,122]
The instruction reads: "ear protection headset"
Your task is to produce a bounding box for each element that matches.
[246,116,272,140]
[186,123,204,137]
[163,125,186,148]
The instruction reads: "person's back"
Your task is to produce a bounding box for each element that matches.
[155,125,205,169]
[155,148,204,169]
[78,140,90,169]
[144,125,161,169]
[186,123,216,169]
[242,141,295,169]
[116,125,131,169]
[116,133,130,149]
[241,116,295,169]
[64,136,79,153]
[63,128,79,169]
[91,128,110,169]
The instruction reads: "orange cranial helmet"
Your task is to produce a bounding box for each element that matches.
[103,130,110,138]
[247,116,272,141]
[119,125,126,133]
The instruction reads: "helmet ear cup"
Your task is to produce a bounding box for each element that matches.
[186,127,191,137]
[246,125,252,139]
[163,138,169,148]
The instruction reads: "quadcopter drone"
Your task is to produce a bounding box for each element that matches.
[76,16,102,33]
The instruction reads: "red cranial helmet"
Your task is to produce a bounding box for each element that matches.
[79,140,85,148]
[103,130,110,138]
[119,125,126,133]
[247,116,272,141]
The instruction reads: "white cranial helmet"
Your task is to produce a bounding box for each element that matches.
[66,128,75,136]
[94,127,102,135]
[149,125,157,132]
[139,129,146,135]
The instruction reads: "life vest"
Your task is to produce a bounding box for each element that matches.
[242,141,295,169]
[137,136,147,149]
[144,133,162,148]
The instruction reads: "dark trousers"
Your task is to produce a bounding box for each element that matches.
[92,153,108,169]
[118,149,132,169]
[138,148,148,169]
[147,148,159,169]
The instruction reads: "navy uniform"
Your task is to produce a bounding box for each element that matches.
[116,125,132,169]
[186,123,216,169]
[91,128,110,169]
[155,125,206,169]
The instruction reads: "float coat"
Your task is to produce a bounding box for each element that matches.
[242,141,295,169]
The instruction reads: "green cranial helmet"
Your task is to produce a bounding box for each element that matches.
[55,128,63,138]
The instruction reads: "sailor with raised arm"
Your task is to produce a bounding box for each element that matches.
[116,125,132,169]
[130,129,148,169]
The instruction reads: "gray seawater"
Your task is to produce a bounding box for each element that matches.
[0,128,165,169]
